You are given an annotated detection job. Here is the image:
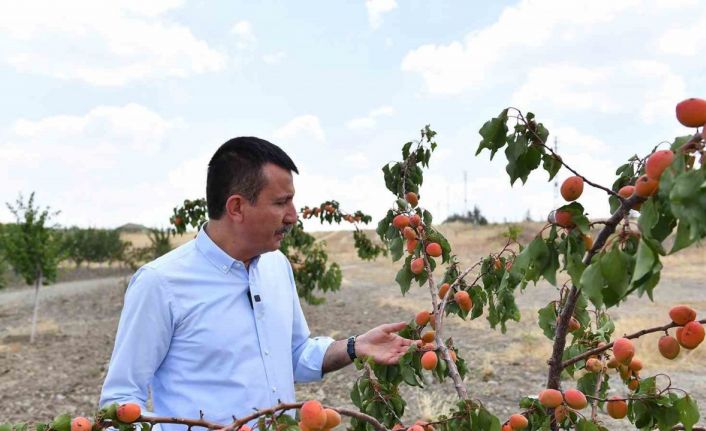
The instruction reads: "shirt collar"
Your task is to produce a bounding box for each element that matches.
[195,223,261,273]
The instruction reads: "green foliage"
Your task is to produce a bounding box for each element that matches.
[61,227,129,267]
[443,205,488,225]
[0,193,61,285]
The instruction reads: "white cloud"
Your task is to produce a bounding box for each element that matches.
[231,20,257,50]
[346,105,396,130]
[262,51,286,64]
[343,152,370,170]
[510,61,686,124]
[0,1,226,86]
[365,0,398,29]
[0,104,181,227]
[273,115,326,143]
[657,10,706,56]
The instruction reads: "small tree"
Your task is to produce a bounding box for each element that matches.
[0,193,62,343]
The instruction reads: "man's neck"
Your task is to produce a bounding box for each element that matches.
[204,220,256,267]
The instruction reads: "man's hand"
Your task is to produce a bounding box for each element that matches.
[355,321,414,365]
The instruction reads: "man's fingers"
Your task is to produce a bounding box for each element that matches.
[378,321,408,333]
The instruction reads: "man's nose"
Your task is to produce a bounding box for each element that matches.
[285,202,298,223]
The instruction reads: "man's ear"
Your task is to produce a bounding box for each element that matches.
[225,194,247,222]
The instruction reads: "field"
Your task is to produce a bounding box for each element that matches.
[1,223,704,429]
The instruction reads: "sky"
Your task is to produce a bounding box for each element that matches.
[1,0,704,231]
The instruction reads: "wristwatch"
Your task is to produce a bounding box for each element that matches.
[346,335,357,361]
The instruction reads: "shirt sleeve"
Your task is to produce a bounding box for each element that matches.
[286,258,334,383]
[99,266,177,409]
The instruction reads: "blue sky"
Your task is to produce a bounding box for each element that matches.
[1,0,704,230]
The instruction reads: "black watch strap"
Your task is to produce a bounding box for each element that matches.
[346,335,357,361]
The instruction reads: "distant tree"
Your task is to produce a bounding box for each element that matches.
[62,227,128,267]
[443,204,488,225]
[0,193,62,343]
[524,209,533,222]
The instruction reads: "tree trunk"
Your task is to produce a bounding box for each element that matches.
[29,268,42,344]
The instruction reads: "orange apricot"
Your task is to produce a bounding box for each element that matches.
[405,192,419,207]
[563,389,588,410]
[628,357,643,372]
[678,321,705,349]
[323,409,341,429]
[635,175,658,198]
[554,210,574,228]
[426,242,442,257]
[508,414,528,430]
[606,397,628,419]
[669,305,697,325]
[454,290,473,312]
[403,226,417,241]
[658,334,680,359]
[393,214,410,229]
[411,258,425,275]
[71,417,91,431]
[613,338,635,364]
[116,403,141,423]
[421,330,436,344]
[421,351,438,370]
[538,389,563,408]
[438,283,450,299]
[646,150,675,180]
[300,400,327,430]
[406,239,418,254]
[585,357,602,373]
[410,214,422,228]
[415,310,431,326]
[676,98,706,128]
[560,176,584,201]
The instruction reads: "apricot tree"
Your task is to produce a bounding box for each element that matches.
[7,98,706,431]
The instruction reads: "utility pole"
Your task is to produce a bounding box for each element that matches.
[463,170,468,215]
[553,137,559,209]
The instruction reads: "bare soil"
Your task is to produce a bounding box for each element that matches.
[1,223,705,430]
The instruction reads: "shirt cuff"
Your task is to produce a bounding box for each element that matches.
[293,336,335,383]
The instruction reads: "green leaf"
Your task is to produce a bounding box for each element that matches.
[389,237,404,262]
[395,259,413,295]
[631,239,656,283]
[542,153,562,181]
[676,395,700,431]
[476,110,509,159]
[538,302,557,340]
[580,261,606,308]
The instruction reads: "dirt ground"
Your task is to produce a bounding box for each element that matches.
[1,222,705,430]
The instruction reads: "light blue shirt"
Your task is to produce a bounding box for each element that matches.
[99,226,334,429]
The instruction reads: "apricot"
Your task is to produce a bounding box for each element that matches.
[678,321,705,349]
[393,214,410,229]
[554,210,574,228]
[406,239,418,254]
[634,175,658,198]
[676,98,706,127]
[403,226,417,241]
[613,338,635,364]
[410,258,425,275]
[408,426,425,431]
[413,420,434,431]
[298,421,312,431]
[421,330,436,344]
[646,150,675,180]
[300,400,327,430]
[71,417,91,431]
[606,397,628,419]
[538,389,563,408]
[568,317,581,332]
[116,403,141,423]
[405,191,419,207]
[410,214,422,227]
[508,414,528,430]
[323,409,341,429]
[438,283,450,299]
[454,290,473,312]
[563,389,588,410]
[619,365,631,380]
[582,235,593,251]
[669,304,697,325]
[239,426,251,431]
[607,356,619,369]
[618,185,634,199]
[421,351,438,370]
[585,357,602,373]
[493,258,503,271]
[628,357,643,372]
[560,176,584,201]
[449,349,458,362]
[658,335,680,359]
[426,242,442,257]
[415,310,431,326]
[628,378,640,392]
[502,424,512,431]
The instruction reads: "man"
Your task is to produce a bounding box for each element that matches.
[99,137,412,429]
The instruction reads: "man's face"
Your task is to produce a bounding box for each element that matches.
[240,163,297,255]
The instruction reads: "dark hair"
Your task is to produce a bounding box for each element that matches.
[206,136,298,219]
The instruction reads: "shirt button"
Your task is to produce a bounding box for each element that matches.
[272,387,276,392]
[221,265,228,270]
[265,350,269,355]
